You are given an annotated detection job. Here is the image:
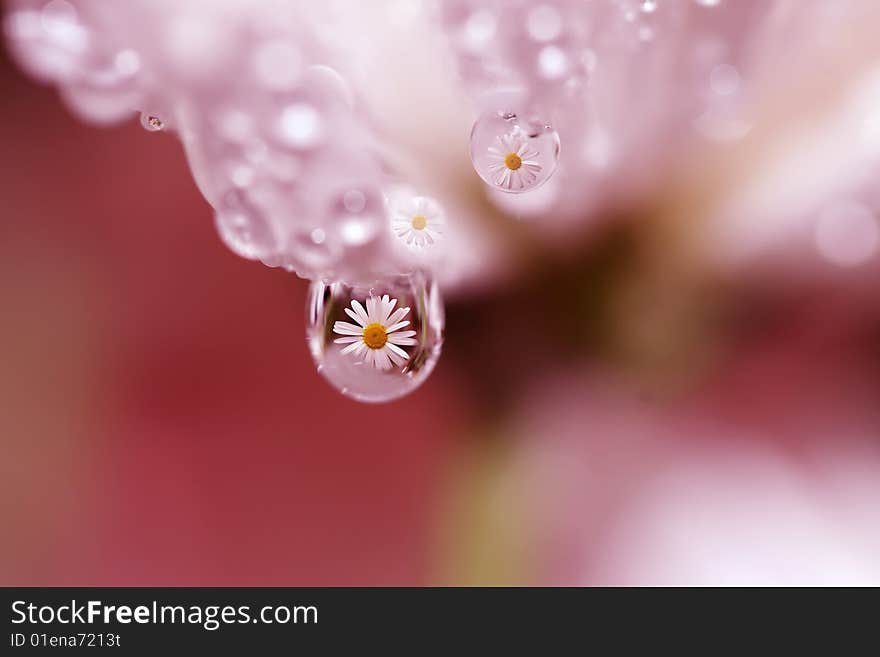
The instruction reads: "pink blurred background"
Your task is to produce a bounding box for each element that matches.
[3,7,880,586]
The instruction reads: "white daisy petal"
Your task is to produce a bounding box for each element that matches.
[379,295,395,323]
[390,329,416,338]
[350,300,369,325]
[334,320,364,335]
[385,342,409,359]
[334,336,362,344]
[375,348,393,370]
[340,341,363,355]
[385,307,409,327]
[365,296,379,322]
[386,320,410,333]
[388,336,418,346]
[387,348,408,367]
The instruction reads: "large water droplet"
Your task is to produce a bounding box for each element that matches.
[470,110,560,194]
[307,275,444,403]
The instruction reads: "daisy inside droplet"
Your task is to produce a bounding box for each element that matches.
[390,195,444,248]
[487,131,542,190]
[332,295,418,371]
[470,111,561,194]
[307,277,444,402]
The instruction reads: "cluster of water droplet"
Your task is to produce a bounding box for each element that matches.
[7,0,879,400]
[3,0,449,401]
[440,0,761,222]
[4,0,451,282]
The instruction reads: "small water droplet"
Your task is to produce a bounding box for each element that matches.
[278,103,323,149]
[214,189,278,260]
[140,112,164,132]
[526,5,563,42]
[470,110,561,194]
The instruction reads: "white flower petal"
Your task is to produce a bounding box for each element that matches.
[365,296,379,322]
[340,340,363,355]
[374,348,392,370]
[387,348,408,366]
[386,319,410,333]
[334,320,364,335]
[385,342,409,359]
[385,307,408,327]
[379,295,395,324]
[350,300,369,325]
[334,336,362,344]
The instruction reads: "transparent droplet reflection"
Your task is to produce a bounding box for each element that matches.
[470,110,561,194]
[307,275,444,403]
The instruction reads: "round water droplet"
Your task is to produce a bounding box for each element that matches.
[470,110,561,194]
[307,275,444,403]
[526,5,563,42]
[278,102,323,149]
[326,186,384,247]
[282,228,344,275]
[386,190,445,250]
[140,112,164,132]
[214,189,278,260]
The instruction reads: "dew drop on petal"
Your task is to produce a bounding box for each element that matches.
[281,228,343,275]
[214,190,278,260]
[252,39,302,91]
[526,5,563,43]
[463,9,496,51]
[470,110,561,194]
[278,102,324,149]
[307,275,444,403]
[139,112,164,132]
[537,45,569,79]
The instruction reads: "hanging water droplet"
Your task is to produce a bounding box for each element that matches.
[214,189,278,260]
[470,110,560,194]
[139,112,164,132]
[307,274,444,403]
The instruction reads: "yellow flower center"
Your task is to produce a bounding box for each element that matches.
[504,152,522,170]
[362,323,388,349]
[411,214,427,231]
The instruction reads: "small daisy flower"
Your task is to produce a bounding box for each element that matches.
[486,131,542,190]
[333,294,418,370]
[391,195,444,248]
